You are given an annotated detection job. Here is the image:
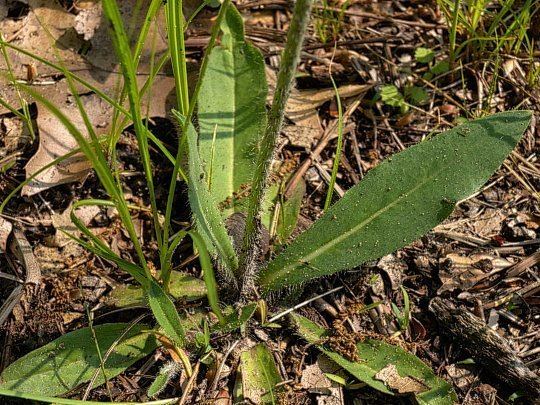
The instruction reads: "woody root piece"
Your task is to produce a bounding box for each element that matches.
[429,297,540,397]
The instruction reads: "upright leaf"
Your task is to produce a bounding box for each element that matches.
[235,344,282,404]
[259,111,531,292]
[182,118,239,279]
[0,323,157,396]
[292,314,457,405]
[147,279,186,347]
[197,4,267,216]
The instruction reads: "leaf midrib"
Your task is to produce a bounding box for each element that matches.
[263,163,448,287]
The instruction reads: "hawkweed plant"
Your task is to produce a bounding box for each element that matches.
[0,1,532,404]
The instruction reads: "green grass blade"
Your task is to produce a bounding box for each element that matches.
[67,199,148,286]
[323,61,344,211]
[162,1,231,280]
[102,0,163,252]
[189,230,225,324]
[18,84,151,277]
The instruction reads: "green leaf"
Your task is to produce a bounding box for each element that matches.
[106,271,207,308]
[259,111,532,292]
[182,118,239,279]
[235,344,282,404]
[430,60,450,76]
[197,4,268,216]
[147,279,186,347]
[379,85,406,108]
[292,314,457,404]
[205,0,222,8]
[415,47,435,64]
[215,302,258,333]
[148,363,178,398]
[0,323,157,397]
[405,85,429,105]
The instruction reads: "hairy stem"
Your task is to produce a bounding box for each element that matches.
[239,0,314,300]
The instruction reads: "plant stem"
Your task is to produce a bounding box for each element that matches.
[449,0,461,67]
[239,0,314,299]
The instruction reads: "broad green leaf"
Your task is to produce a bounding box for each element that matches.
[259,111,532,292]
[415,47,435,63]
[405,85,429,105]
[197,4,267,216]
[292,314,457,404]
[106,271,207,308]
[183,118,239,278]
[147,279,186,347]
[235,344,282,404]
[0,323,157,397]
[379,85,406,109]
[0,387,178,405]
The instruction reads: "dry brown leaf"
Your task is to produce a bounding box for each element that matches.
[266,67,368,147]
[438,253,514,294]
[0,217,13,252]
[50,202,100,247]
[374,364,428,394]
[22,90,113,196]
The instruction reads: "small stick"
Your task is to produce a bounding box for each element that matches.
[267,286,343,323]
[429,297,540,397]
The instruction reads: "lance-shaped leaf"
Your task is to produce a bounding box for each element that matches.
[197,4,267,216]
[147,279,186,347]
[259,111,531,292]
[235,344,282,404]
[0,323,157,397]
[292,314,457,404]
[183,119,239,279]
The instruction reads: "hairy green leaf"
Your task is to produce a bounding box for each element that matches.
[235,344,282,404]
[260,111,531,292]
[214,303,258,334]
[197,4,267,216]
[147,279,186,347]
[0,324,157,397]
[292,314,457,404]
[181,117,239,279]
[106,271,207,308]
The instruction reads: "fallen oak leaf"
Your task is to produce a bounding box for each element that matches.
[374,364,429,395]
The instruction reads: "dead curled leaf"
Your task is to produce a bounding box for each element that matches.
[266,67,368,148]
[22,91,113,196]
[374,364,429,394]
[0,217,13,252]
